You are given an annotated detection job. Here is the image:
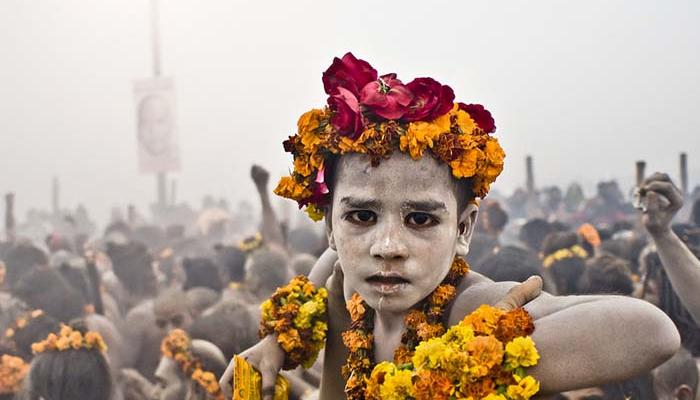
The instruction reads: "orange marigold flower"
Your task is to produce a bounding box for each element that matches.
[274,176,312,202]
[494,308,535,343]
[0,354,29,394]
[404,309,427,327]
[449,147,484,179]
[277,329,302,352]
[413,370,453,400]
[417,322,445,342]
[346,293,366,322]
[342,330,373,351]
[393,345,413,365]
[466,336,504,378]
[461,305,505,336]
[430,284,456,307]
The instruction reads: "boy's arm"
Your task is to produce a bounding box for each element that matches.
[450,279,680,394]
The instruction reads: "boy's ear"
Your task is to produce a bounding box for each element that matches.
[455,203,479,257]
[325,211,336,251]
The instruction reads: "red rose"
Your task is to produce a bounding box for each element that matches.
[322,52,378,97]
[404,78,455,122]
[329,87,363,139]
[458,103,496,133]
[359,74,413,120]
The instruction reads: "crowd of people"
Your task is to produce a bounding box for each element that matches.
[0,164,699,400]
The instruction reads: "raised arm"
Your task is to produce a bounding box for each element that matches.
[639,172,700,325]
[251,165,286,248]
[451,278,680,394]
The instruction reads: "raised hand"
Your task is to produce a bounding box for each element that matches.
[639,172,684,237]
[219,335,285,400]
[251,165,270,190]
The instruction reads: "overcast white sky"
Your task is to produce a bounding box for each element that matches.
[1,0,699,223]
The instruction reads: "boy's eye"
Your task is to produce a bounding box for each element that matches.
[345,210,377,225]
[405,212,438,227]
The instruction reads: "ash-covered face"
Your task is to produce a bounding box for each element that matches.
[327,152,478,313]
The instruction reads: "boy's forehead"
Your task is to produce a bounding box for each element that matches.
[334,154,455,206]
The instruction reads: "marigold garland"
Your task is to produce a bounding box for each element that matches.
[342,257,541,400]
[259,275,328,369]
[542,245,588,268]
[161,329,224,400]
[274,53,505,221]
[31,324,107,354]
[0,354,28,394]
[342,257,471,399]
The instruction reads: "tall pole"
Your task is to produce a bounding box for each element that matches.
[170,179,177,206]
[51,176,60,215]
[635,161,646,187]
[680,153,688,196]
[150,0,167,210]
[525,155,535,194]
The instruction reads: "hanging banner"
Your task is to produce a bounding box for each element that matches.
[133,77,181,173]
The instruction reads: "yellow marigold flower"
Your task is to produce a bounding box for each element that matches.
[274,176,312,202]
[84,331,107,352]
[297,109,326,150]
[31,342,45,353]
[261,299,273,320]
[16,319,27,329]
[461,305,505,336]
[380,369,414,400]
[277,329,302,352]
[506,375,540,400]
[55,336,70,351]
[442,324,475,350]
[69,331,83,350]
[312,321,327,342]
[412,337,454,370]
[450,147,484,179]
[305,204,325,221]
[451,106,477,135]
[400,121,443,159]
[482,138,505,181]
[505,337,540,370]
[59,325,72,337]
[5,328,14,339]
[293,300,318,329]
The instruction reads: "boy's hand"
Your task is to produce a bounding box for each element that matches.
[494,276,543,311]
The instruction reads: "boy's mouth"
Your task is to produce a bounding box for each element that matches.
[365,273,410,294]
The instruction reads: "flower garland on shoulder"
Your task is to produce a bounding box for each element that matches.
[274,53,505,221]
[0,354,28,395]
[343,257,541,400]
[31,324,107,354]
[259,275,328,369]
[161,329,224,400]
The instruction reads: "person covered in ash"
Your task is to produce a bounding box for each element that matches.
[218,52,679,400]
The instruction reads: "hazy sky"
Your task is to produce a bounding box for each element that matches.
[1,0,699,223]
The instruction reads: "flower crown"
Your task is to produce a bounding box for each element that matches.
[161,329,224,400]
[0,354,29,394]
[542,245,588,268]
[274,52,506,221]
[31,324,107,354]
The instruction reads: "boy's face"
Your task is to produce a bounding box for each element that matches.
[328,152,476,313]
